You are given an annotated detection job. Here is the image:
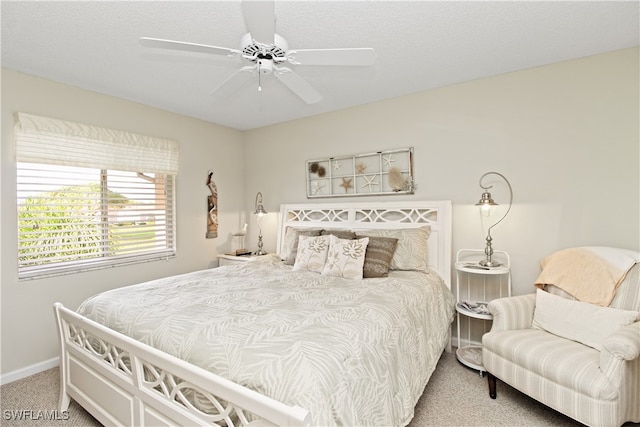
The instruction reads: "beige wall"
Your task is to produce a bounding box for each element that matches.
[244,47,640,297]
[1,47,638,378]
[1,70,245,376]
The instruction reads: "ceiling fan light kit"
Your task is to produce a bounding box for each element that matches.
[258,59,273,75]
[139,0,376,104]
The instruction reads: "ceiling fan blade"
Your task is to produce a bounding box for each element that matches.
[242,0,276,46]
[286,48,377,66]
[210,65,257,99]
[274,67,322,104]
[140,37,242,58]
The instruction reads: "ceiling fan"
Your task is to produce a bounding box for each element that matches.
[139,0,376,104]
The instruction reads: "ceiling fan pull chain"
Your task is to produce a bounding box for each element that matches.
[258,60,262,92]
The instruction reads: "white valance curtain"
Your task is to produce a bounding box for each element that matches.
[14,112,179,175]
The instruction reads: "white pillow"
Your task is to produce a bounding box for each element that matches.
[532,289,639,351]
[292,235,330,273]
[321,235,369,280]
[357,226,430,271]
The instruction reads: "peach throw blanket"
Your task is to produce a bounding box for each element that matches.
[535,247,639,306]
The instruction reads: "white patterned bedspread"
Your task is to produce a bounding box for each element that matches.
[77,254,455,426]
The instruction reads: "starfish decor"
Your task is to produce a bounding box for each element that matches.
[383,154,396,167]
[361,174,379,191]
[311,180,326,195]
[339,177,353,193]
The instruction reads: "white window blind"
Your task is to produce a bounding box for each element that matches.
[14,112,179,174]
[14,113,178,280]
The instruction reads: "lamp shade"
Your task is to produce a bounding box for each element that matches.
[476,190,497,215]
[254,204,267,216]
[476,191,497,207]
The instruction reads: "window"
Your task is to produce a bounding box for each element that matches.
[14,113,178,279]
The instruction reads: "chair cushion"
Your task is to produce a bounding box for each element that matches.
[483,328,618,400]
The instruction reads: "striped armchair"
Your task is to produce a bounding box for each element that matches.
[482,261,640,427]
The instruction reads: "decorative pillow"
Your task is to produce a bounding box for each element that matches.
[357,226,431,271]
[532,289,640,351]
[321,229,357,240]
[280,227,300,260]
[292,235,330,273]
[281,227,322,265]
[362,236,399,278]
[321,235,369,280]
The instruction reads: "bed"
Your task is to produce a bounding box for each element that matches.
[54,201,454,426]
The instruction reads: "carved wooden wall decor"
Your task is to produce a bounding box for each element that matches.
[206,171,218,238]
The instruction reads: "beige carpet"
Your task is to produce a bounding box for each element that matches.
[410,351,584,426]
[0,350,601,426]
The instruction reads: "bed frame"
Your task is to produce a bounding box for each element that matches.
[54,200,451,426]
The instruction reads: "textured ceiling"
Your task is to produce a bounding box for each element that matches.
[2,1,639,131]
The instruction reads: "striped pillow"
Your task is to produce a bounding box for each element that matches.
[362,236,398,278]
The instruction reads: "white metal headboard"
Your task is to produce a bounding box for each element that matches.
[277,201,452,289]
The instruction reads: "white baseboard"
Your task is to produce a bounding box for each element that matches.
[1,357,60,385]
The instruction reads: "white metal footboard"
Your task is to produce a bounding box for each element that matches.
[53,303,312,427]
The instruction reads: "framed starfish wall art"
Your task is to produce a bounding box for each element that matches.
[306,147,414,198]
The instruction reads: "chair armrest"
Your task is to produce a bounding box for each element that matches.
[602,322,640,361]
[487,294,536,331]
[600,322,640,391]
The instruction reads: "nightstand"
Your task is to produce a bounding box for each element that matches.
[455,249,511,375]
[217,254,261,267]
